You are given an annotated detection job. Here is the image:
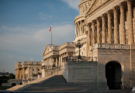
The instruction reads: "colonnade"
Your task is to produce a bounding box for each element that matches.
[75,20,85,38]
[87,0,134,46]
[15,62,41,81]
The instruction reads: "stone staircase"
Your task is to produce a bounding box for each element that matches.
[14,75,131,93]
[4,68,133,93]
[7,68,63,91]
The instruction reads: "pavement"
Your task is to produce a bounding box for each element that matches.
[0,75,134,93]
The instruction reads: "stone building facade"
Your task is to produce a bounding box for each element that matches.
[73,0,135,89]
[41,42,75,77]
[14,0,135,90]
[15,61,41,82]
[42,0,135,89]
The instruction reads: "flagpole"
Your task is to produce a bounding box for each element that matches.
[49,26,53,45]
[51,30,52,45]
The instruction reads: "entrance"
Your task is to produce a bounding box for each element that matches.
[105,61,122,89]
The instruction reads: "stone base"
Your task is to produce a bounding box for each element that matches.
[63,61,108,90]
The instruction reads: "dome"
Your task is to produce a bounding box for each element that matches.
[79,0,91,15]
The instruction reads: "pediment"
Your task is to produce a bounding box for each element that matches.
[42,45,52,56]
[86,0,109,16]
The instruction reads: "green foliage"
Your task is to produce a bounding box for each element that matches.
[0,86,11,90]
[9,73,15,79]
[0,73,15,86]
[0,76,9,86]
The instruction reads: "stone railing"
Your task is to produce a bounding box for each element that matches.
[63,56,98,62]
[44,67,62,77]
[93,43,131,49]
[7,67,63,91]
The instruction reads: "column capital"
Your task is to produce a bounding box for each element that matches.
[113,6,119,11]
[107,10,112,14]
[119,2,126,9]
[102,13,106,18]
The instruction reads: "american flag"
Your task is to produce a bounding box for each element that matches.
[49,26,52,32]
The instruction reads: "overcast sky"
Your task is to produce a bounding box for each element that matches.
[0,0,80,73]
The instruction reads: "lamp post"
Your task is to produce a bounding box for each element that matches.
[90,46,93,61]
[130,44,133,87]
[76,40,82,62]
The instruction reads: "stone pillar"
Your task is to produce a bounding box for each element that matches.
[82,22,84,35]
[120,3,125,44]
[86,24,90,56]
[134,7,135,43]
[92,22,95,45]
[19,69,22,80]
[107,11,112,44]
[90,25,92,46]
[18,70,20,80]
[79,21,82,36]
[59,56,61,67]
[97,18,100,43]
[15,69,19,79]
[77,23,79,36]
[22,68,25,80]
[57,57,59,67]
[76,23,79,36]
[127,0,133,44]
[102,15,106,43]
[75,24,77,38]
[113,7,119,44]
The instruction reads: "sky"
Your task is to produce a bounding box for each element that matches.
[0,0,80,73]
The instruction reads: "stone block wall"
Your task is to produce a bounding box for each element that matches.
[97,46,135,88]
[63,61,97,83]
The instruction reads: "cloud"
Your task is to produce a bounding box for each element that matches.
[61,0,80,10]
[0,24,74,72]
[34,24,75,43]
[39,12,52,21]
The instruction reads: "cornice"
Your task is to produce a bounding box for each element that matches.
[74,14,85,24]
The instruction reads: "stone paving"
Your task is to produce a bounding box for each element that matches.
[0,75,134,93]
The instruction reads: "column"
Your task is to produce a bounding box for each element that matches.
[77,23,80,36]
[92,22,95,45]
[127,0,133,44]
[22,68,25,80]
[79,21,81,36]
[59,56,61,67]
[107,11,112,44]
[15,69,18,79]
[86,24,90,56]
[102,15,106,43]
[120,3,125,44]
[19,69,22,80]
[97,18,100,43]
[134,7,135,43]
[75,24,77,38]
[113,7,119,44]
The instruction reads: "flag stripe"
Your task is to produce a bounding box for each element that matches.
[49,26,52,32]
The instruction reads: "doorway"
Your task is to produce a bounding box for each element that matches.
[105,61,122,89]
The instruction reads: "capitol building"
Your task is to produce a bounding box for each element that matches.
[15,0,135,90]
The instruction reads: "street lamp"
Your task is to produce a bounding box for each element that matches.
[90,46,93,61]
[76,40,82,61]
